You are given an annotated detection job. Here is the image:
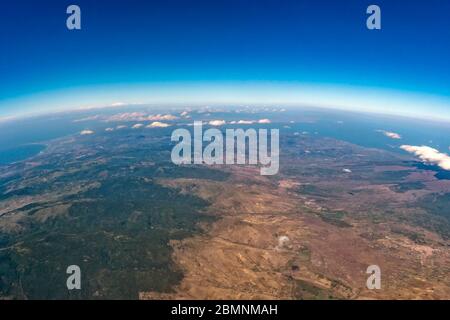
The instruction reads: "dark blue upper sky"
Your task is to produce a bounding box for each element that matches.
[1,0,449,117]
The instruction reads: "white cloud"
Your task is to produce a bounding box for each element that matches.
[377,130,401,139]
[104,113,177,122]
[147,121,170,128]
[180,111,189,117]
[80,130,94,135]
[110,102,126,107]
[105,127,114,132]
[132,123,144,129]
[107,112,146,122]
[275,235,290,250]
[237,120,254,124]
[116,125,127,129]
[73,111,178,124]
[401,145,450,170]
[209,120,226,126]
[343,168,352,173]
[258,119,271,124]
[147,114,178,121]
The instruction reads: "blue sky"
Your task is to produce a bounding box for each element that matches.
[1,0,449,119]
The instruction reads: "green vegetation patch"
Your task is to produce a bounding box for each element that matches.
[318,211,352,228]
[391,181,425,193]
[0,176,213,299]
[293,279,340,300]
[411,193,450,240]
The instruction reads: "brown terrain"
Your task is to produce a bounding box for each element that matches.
[140,137,450,300]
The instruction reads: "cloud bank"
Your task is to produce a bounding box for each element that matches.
[229,119,272,125]
[401,145,450,170]
[105,112,177,122]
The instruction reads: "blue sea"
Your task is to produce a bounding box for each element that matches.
[0,107,449,166]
